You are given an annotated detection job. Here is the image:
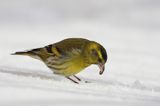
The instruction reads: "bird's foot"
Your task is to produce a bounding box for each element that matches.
[73,75,91,83]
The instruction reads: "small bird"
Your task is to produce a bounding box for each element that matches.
[12,38,107,83]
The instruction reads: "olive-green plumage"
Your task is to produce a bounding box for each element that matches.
[12,38,107,83]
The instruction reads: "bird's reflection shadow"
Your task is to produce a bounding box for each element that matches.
[0,66,62,81]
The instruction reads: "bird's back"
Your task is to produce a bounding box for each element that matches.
[52,38,90,54]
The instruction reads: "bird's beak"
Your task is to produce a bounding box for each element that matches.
[98,63,105,75]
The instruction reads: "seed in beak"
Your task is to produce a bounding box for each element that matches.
[98,64,105,75]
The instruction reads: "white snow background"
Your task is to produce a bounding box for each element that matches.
[0,0,160,106]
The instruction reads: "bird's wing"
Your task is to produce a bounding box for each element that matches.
[44,38,90,68]
[25,38,89,61]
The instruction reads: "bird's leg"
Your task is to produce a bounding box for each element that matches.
[73,75,81,81]
[66,77,79,84]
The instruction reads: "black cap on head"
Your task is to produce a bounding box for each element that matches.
[100,47,107,63]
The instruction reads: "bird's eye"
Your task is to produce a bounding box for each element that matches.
[91,49,98,56]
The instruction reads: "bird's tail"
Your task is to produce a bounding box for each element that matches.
[11,48,42,60]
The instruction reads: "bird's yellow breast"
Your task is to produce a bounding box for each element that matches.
[60,56,89,76]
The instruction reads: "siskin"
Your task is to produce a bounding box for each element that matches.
[12,38,107,83]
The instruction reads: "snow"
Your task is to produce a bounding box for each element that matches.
[0,0,160,106]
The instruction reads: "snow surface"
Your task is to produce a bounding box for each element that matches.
[0,0,160,106]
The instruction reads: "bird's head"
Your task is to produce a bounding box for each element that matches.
[84,41,107,75]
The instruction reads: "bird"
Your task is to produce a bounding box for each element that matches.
[12,38,107,84]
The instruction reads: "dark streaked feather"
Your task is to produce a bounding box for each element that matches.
[45,45,53,53]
